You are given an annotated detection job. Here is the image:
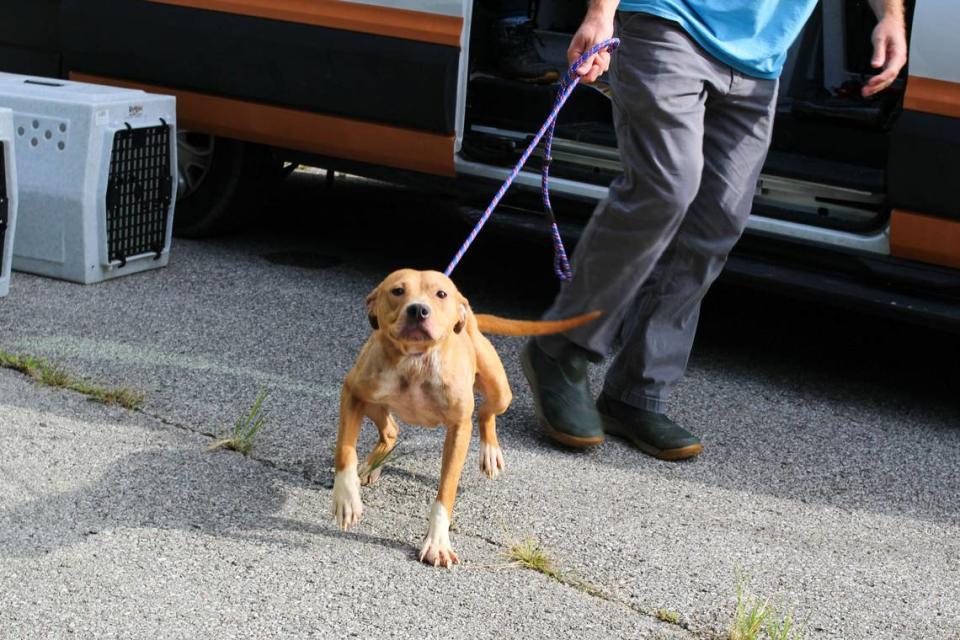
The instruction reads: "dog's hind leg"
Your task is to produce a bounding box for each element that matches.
[332,385,365,531]
[359,403,399,486]
[473,334,510,480]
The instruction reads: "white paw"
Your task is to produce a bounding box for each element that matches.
[331,464,363,531]
[479,441,505,480]
[419,502,459,568]
[358,462,382,486]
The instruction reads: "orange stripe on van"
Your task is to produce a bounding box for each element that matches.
[904,76,960,119]
[70,73,455,177]
[146,0,462,47]
[890,210,960,269]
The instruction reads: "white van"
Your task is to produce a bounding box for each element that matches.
[2,0,956,326]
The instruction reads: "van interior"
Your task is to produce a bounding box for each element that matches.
[461,0,916,237]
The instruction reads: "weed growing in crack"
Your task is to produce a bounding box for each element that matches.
[208,389,270,456]
[501,536,606,599]
[730,569,805,640]
[70,380,145,409]
[0,351,42,376]
[38,362,71,388]
[766,604,804,640]
[731,574,771,640]
[0,349,144,409]
[656,608,681,625]
[506,538,562,580]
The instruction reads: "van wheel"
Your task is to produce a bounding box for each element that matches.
[173,133,280,238]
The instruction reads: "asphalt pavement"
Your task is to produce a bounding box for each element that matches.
[1,172,958,639]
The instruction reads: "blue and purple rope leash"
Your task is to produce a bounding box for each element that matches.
[444,37,621,281]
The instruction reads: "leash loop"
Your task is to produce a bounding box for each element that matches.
[444,38,621,280]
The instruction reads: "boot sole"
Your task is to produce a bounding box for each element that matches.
[600,415,703,461]
[541,417,604,448]
[521,345,604,449]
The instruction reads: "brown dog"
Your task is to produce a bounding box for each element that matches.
[332,269,599,567]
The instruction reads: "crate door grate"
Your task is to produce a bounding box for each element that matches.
[0,142,7,268]
[106,124,172,266]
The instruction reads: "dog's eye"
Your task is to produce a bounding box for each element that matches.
[390,287,405,296]
[436,290,448,299]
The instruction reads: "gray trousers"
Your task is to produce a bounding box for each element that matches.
[539,13,779,413]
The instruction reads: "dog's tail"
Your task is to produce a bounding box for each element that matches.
[475,311,602,337]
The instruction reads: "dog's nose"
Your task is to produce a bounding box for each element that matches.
[406,303,430,321]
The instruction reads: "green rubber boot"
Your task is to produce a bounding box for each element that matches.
[521,338,604,448]
[596,393,703,460]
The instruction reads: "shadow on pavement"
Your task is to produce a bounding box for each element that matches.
[0,446,409,559]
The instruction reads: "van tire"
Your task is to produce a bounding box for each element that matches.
[173,134,281,238]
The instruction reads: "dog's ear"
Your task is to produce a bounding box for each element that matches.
[453,305,466,334]
[366,287,380,331]
[453,296,468,334]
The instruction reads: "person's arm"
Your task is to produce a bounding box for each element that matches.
[568,0,619,83]
[862,0,908,97]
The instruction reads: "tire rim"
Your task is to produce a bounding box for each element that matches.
[177,131,215,200]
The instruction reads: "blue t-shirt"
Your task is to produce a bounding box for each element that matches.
[618,1,819,79]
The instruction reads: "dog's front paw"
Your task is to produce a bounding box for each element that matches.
[479,441,505,480]
[419,502,459,568]
[332,465,363,531]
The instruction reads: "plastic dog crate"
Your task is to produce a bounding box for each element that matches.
[0,107,18,297]
[0,73,176,284]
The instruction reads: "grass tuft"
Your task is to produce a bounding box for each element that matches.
[72,381,145,410]
[39,364,72,388]
[730,573,771,640]
[506,538,563,581]
[0,351,43,377]
[0,349,144,409]
[207,389,270,456]
[766,604,804,640]
[656,608,681,625]
[501,536,607,599]
[729,569,806,640]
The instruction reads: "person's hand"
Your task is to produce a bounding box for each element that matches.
[567,10,615,84]
[862,16,908,97]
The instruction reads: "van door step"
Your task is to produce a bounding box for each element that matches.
[764,150,885,193]
[463,127,887,233]
[754,173,886,232]
[792,95,895,129]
